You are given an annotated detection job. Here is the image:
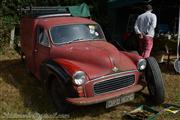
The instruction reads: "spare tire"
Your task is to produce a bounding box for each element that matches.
[145,57,165,105]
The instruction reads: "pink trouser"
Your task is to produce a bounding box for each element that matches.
[139,36,153,58]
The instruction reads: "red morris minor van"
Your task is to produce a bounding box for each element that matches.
[20,6,165,113]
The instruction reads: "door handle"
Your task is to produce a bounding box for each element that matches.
[34,49,38,54]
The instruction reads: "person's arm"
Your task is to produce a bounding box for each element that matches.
[134,17,141,34]
[152,14,157,28]
[134,17,143,39]
[149,14,157,33]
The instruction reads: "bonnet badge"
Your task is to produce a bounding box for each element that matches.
[112,67,119,72]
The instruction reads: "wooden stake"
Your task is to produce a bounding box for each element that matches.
[10,26,15,48]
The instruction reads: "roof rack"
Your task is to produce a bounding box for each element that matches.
[18,3,91,18]
[19,6,71,18]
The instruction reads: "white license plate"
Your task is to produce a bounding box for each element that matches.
[106,93,134,108]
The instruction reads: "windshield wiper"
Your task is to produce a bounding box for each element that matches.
[66,38,84,44]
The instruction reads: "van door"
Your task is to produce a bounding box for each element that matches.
[34,26,50,79]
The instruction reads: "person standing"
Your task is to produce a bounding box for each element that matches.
[134,4,157,58]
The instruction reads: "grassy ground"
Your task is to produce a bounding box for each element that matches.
[0,49,180,120]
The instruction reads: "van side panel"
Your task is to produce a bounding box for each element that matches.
[20,17,37,73]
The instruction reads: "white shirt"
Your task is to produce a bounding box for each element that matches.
[134,10,157,38]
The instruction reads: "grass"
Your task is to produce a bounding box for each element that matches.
[0,48,180,120]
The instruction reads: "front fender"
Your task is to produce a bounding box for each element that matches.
[52,58,83,75]
[40,60,71,87]
[122,51,143,64]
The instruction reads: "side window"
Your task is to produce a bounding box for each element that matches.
[37,26,49,47]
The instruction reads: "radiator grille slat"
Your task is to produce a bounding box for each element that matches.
[94,74,135,95]
[94,81,134,88]
[94,77,133,87]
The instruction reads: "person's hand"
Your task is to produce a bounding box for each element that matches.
[138,34,143,39]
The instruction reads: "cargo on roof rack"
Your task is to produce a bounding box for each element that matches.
[19,6,70,18]
[19,3,91,18]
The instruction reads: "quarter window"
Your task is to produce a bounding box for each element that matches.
[37,26,49,47]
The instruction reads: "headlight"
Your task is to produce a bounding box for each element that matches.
[73,71,86,85]
[137,59,147,71]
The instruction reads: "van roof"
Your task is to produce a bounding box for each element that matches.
[32,16,96,29]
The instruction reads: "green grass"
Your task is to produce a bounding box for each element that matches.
[0,49,180,120]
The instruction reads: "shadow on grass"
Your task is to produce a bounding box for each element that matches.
[70,90,155,119]
[0,58,56,114]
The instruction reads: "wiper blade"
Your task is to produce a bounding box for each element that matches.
[66,38,84,44]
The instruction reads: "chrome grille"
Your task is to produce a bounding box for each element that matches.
[94,74,135,95]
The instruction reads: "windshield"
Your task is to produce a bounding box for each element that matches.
[50,24,105,44]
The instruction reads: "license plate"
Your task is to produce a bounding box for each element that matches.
[106,93,134,108]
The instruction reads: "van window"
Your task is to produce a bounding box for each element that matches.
[37,26,49,47]
[50,24,105,44]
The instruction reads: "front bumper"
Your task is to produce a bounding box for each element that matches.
[66,84,143,105]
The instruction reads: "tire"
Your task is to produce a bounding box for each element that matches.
[145,57,165,105]
[49,75,72,113]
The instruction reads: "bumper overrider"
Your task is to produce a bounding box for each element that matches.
[66,70,144,105]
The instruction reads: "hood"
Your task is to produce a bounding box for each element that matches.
[51,40,137,80]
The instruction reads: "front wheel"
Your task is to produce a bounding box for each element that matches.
[145,57,165,105]
[50,76,71,113]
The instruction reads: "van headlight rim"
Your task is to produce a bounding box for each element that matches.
[73,71,86,85]
[137,59,147,71]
